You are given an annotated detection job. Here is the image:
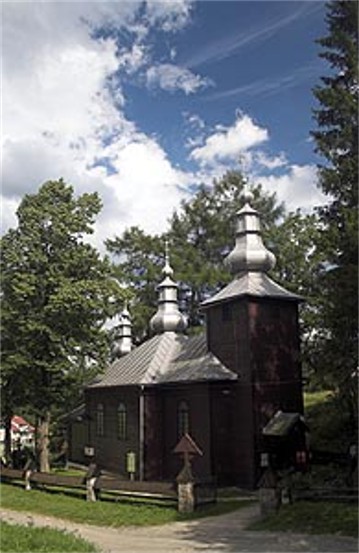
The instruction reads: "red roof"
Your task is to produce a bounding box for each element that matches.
[11,415,35,433]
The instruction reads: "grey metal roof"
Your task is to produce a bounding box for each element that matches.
[151,333,237,384]
[201,271,302,309]
[89,332,236,389]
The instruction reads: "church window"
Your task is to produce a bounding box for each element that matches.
[178,400,190,438]
[117,402,127,440]
[96,403,104,436]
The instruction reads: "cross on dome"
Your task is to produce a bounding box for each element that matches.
[150,242,187,334]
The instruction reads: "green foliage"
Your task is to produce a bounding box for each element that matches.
[0,483,250,527]
[269,212,326,380]
[107,171,293,340]
[303,391,355,488]
[304,390,354,452]
[1,180,126,461]
[249,501,358,537]
[304,390,333,410]
[106,228,163,343]
[0,521,98,552]
[312,0,358,204]
[311,0,358,429]
[168,172,284,328]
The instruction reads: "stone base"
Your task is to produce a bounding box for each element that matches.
[177,482,195,513]
[259,486,281,516]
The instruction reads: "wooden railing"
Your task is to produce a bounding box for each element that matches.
[1,466,215,510]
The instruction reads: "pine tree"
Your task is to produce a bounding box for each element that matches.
[311,0,358,435]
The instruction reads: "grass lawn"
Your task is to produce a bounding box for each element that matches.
[249,501,358,538]
[304,390,333,410]
[51,467,86,477]
[303,390,355,453]
[0,521,98,552]
[0,482,251,527]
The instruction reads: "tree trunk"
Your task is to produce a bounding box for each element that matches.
[36,411,51,472]
[4,412,13,465]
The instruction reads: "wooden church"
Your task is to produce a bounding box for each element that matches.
[69,192,304,489]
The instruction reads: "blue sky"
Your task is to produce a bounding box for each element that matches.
[2,1,328,251]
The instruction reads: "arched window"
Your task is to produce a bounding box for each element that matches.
[96,403,104,436]
[117,402,127,440]
[177,400,190,438]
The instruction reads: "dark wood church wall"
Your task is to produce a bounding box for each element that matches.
[248,298,303,458]
[85,387,140,476]
[206,299,256,488]
[155,383,212,481]
[143,389,164,480]
[205,296,303,489]
[206,300,250,377]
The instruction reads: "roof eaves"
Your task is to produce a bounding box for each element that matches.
[201,272,303,309]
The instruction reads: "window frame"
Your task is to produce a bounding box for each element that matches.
[177,400,190,439]
[117,402,127,441]
[96,403,104,437]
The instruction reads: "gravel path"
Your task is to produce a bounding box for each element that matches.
[1,505,357,553]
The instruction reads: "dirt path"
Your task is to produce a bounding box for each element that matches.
[1,505,357,553]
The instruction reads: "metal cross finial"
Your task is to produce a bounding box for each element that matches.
[122,300,130,317]
[165,239,170,264]
[162,239,174,277]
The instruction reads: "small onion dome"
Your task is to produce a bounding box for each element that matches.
[150,245,187,334]
[112,305,132,358]
[224,190,276,275]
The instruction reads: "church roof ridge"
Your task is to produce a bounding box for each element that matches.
[143,331,184,384]
[89,331,236,389]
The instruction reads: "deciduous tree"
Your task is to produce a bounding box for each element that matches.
[1,180,124,470]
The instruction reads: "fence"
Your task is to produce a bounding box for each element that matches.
[0,466,216,512]
[293,487,358,503]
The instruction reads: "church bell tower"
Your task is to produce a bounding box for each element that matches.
[201,191,304,488]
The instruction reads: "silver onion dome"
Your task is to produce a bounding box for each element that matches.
[112,304,132,358]
[150,243,187,334]
[224,189,276,275]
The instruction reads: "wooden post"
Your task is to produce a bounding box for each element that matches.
[177,453,195,513]
[85,463,100,502]
[24,469,32,491]
[174,434,203,514]
[86,477,97,502]
[23,458,36,491]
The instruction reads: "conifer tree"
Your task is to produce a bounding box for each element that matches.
[311,0,358,432]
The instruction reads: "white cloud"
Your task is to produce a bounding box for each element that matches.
[146,63,211,95]
[102,138,191,239]
[255,164,326,213]
[190,114,268,166]
[117,43,149,75]
[2,1,325,255]
[144,0,193,32]
[1,1,196,250]
[255,151,288,170]
[183,112,206,129]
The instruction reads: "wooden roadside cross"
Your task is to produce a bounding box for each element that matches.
[173,433,203,513]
